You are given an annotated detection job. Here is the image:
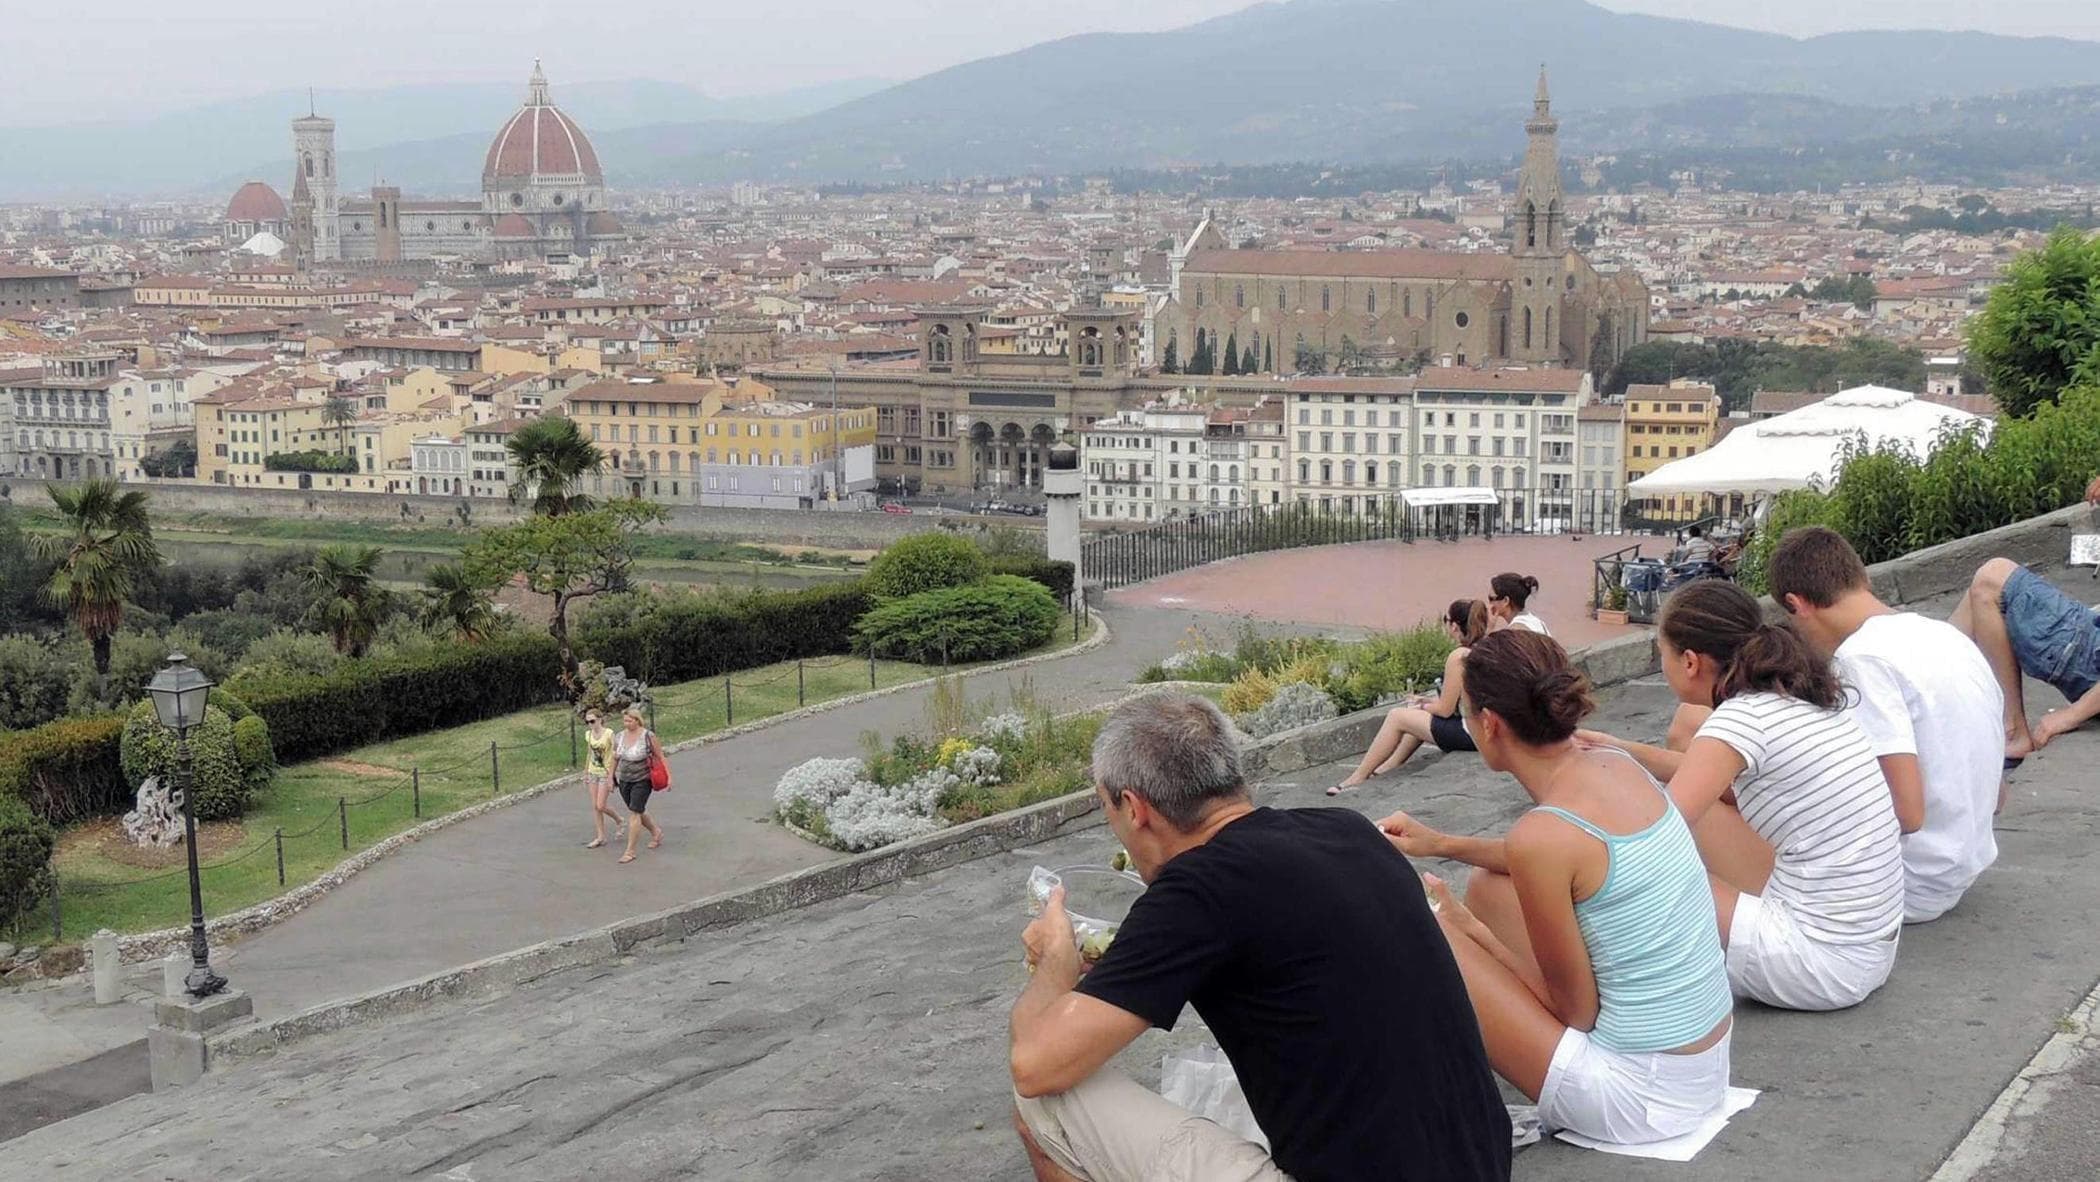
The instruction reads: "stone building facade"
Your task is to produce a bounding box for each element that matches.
[1156,71,1647,379]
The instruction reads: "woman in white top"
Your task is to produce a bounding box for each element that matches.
[1489,573,1550,635]
[1579,580,1906,1011]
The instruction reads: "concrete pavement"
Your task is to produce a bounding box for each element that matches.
[10,665,2097,1180]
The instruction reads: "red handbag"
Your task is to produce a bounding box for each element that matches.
[648,743,671,791]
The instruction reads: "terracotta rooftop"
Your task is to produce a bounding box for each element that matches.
[1415,366,1588,393]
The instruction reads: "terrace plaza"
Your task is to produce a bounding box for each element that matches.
[4,511,2099,1180]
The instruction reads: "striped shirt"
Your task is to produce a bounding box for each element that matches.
[1697,693,1906,944]
[1534,754,1733,1054]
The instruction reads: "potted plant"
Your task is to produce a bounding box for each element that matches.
[1597,582,1630,627]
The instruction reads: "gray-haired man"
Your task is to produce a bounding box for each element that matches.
[1008,694,1510,1182]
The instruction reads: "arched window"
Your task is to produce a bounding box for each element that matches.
[1421,463,1435,485]
[304,154,314,178]
[1546,200,1559,248]
[728,450,740,465]
[689,451,700,472]
[1342,460,1356,484]
[706,448,717,463]
[1365,462,1377,485]
[772,451,784,467]
[649,451,661,472]
[1514,466,1527,487]
[1523,306,1533,350]
[1234,284,1244,309]
[1209,464,1219,482]
[1544,307,1555,350]
[1277,288,1286,311]
[1321,286,1331,312]
[1525,201,1537,248]
[1403,289,1412,318]
[1298,459,1311,483]
[1320,460,1333,483]
[1443,465,1457,485]
[1228,464,1239,482]
[1467,465,1481,486]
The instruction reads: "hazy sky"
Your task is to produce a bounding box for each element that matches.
[6,0,2097,127]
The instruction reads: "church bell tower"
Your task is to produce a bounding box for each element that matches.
[1511,66,1565,365]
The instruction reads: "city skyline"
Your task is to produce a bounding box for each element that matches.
[4,0,2097,129]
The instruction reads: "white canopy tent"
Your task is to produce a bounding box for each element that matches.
[1627,385,1991,497]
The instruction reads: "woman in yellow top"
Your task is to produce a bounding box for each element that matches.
[581,711,624,849]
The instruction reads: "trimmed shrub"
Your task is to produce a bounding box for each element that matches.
[0,716,128,824]
[988,555,1075,604]
[864,533,989,601]
[230,630,561,763]
[0,634,75,732]
[852,575,1060,664]
[577,581,871,685]
[0,792,55,927]
[120,701,272,822]
[231,715,276,796]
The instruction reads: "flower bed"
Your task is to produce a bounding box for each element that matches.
[1138,621,1452,736]
[774,704,1100,852]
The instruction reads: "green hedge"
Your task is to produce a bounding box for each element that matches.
[119,701,275,822]
[864,533,989,600]
[851,575,1061,664]
[229,631,562,763]
[576,582,871,685]
[263,450,359,473]
[0,792,55,925]
[0,716,129,824]
[989,555,1075,603]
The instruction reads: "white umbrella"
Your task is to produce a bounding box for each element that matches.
[1627,385,1990,496]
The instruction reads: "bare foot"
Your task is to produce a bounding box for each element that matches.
[618,852,637,864]
[648,834,663,849]
[584,838,605,849]
[1326,781,1364,796]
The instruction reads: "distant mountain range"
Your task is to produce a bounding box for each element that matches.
[7,0,2100,200]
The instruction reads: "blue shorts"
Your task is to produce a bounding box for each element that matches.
[2002,565,2100,702]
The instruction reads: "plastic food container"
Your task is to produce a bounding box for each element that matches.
[1027,864,1146,961]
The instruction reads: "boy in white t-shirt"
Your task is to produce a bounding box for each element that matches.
[1768,526,2004,923]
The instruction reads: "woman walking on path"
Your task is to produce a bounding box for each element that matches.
[613,708,666,864]
[1577,581,1906,1011]
[581,711,625,849]
[1329,599,1490,794]
[1489,573,1550,635]
[1381,629,1735,1146]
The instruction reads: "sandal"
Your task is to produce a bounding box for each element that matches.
[647,836,663,849]
[618,853,636,864]
[1326,782,1363,796]
[584,839,605,849]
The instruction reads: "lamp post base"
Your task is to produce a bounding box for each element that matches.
[185,963,228,999]
[148,987,255,1091]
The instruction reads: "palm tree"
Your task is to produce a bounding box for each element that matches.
[322,395,358,457]
[506,416,603,516]
[301,544,389,658]
[29,479,159,684]
[418,562,497,643]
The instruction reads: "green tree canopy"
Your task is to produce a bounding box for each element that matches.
[466,500,666,696]
[300,544,391,658]
[506,416,605,516]
[418,562,501,643]
[1967,226,2100,417]
[29,479,159,682]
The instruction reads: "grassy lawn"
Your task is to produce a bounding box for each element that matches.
[38,618,1097,941]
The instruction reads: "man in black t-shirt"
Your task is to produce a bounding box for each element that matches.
[1010,694,1511,1182]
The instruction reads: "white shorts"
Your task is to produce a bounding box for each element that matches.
[1538,1025,1732,1145]
[1014,1069,1289,1182]
[1727,892,1898,1012]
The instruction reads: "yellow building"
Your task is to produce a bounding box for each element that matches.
[1622,380,1719,520]
[194,392,332,486]
[555,374,878,507]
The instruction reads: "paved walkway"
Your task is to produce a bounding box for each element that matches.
[9,668,2097,1180]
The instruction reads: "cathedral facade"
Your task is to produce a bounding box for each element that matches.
[285,62,624,269]
[1157,71,1648,377]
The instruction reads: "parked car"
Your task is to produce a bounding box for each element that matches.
[880,502,912,515]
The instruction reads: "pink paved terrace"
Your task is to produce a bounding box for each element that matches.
[1108,534,1652,649]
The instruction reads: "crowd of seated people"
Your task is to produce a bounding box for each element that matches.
[1003,518,2095,1178]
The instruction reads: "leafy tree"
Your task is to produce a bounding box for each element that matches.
[1187,328,1214,376]
[864,532,988,600]
[465,500,667,697]
[300,544,391,658]
[322,395,358,456]
[418,562,500,642]
[1293,335,1325,375]
[28,479,159,685]
[1967,226,2100,417]
[138,438,196,479]
[1810,275,1877,310]
[506,415,605,516]
[1160,334,1178,374]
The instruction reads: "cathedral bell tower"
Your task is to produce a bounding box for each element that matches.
[1511,66,1565,365]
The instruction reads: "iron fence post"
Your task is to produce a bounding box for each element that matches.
[412,766,421,818]
[275,828,285,886]
[489,741,500,796]
[569,713,578,769]
[798,659,806,706]
[724,677,733,726]
[339,797,348,850]
[869,648,877,689]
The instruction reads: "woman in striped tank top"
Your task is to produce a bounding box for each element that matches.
[1381,630,1734,1146]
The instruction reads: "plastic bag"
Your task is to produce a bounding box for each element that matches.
[1026,865,1133,961]
[1159,1045,1268,1150]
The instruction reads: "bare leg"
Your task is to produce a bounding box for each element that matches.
[642,811,663,848]
[1431,908,1566,1101]
[587,780,607,846]
[1953,559,2035,758]
[1372,734,1426,776]
[1337,707,1411,788]
[621,799,644,862]
[1464,866,1540,979]
[1667,704,1712,753]
[1013,1106,1087,1182]
[595,781,626,835]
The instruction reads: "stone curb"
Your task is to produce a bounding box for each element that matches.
[14,613,1110,984]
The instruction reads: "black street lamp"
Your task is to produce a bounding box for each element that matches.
[145,652,227,999]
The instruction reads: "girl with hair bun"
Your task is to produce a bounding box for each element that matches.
[1578,580,1906,1011]
[1378,629,1736,1147]
[1489,572,1549,635]
[1328,599,1491,794]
